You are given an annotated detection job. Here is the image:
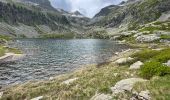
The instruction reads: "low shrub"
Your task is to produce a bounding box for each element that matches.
[140,61,170,79]
[153,49,170,63]
[131,49,159,62]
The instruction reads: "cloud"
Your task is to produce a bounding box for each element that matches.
[49,0,123,18]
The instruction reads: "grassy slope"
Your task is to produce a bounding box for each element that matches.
[0,35,22,57]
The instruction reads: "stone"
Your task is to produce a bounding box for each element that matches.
[154,31,170,36]
[129,61,144,69]
[31,96,43,100]
[164,60,170,67]
[62,78,78,85]
[136,34,160,42]
[114,73,118,77]
[90,93,112,100]
[0,92,3,99]
[134,32,143,38]
[111,78,146,95]
[115,57,134,64]
[49,77,54,80]
[121,32,133,36]
[138,90,151,100]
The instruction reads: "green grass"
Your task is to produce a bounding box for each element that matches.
[139,21,170,33]
[0,46,22,57]
[0,34,11,41]
[134,75,170,100]
[140,61,170,79]
[160,34,170,39]
[0,46,5,57]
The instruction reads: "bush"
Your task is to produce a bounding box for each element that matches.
[153,49,170,63]
[131,49,159,62]
[140,61,170,79]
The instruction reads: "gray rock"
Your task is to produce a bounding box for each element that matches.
[115,57,134,64]
[136,34,160,42]
[121,32,133,36]
[154,31,170,36]
[0,92,3,99]
[111,78,146,95]
[31,96,43,100]
[138,90,151,100]
[164,60,170,67]
[129,61,144,69]
[90,93,112,100]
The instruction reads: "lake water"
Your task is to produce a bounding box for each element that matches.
[0,39,130,87]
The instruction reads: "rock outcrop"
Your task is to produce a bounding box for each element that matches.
[111,78,146,95]
[115,57,134,64]
[130,61,144,69]
[136,34,160,42]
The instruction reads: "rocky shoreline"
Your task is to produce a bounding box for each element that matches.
[0,53,25,63]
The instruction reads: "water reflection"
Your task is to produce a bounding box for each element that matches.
[0,39,130,87]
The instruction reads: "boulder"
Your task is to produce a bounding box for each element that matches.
[31,96,43,100]
[90,93,112,100]
[0,92,3,99]
[164,60,170,67]
[138,90,151,100]
[62,78,78,85]
[111,78,146,95]
[136,34,160,42]
[129,61,144,70]
[115,57,134,64]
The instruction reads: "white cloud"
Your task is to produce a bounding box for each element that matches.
[49,0,123,18]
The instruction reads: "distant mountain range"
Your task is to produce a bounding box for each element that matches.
[0,0,89,38]
[0,0,170,38]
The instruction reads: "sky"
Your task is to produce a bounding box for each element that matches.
[49,0,124,18]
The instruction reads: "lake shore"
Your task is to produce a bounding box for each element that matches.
[0,41,170,100]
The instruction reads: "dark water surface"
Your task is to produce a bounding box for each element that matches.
[0,39,130,87]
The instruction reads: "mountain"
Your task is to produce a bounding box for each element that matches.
[91,0,170,30]
[0,0,90,38]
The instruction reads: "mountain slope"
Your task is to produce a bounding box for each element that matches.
[0,0,90,38]
[91,0,170,30]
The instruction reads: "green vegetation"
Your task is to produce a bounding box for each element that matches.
[0,46,22,57]
[160,34,170,39]
[0,46,5,56]
[134,75,170,100]
[139,21,170,33]
[39,33,75,39]
[131,49,159,62]
[85,29,110,39]
[0,34,11,41]
[140,61,170,79]
[131,48,170,79]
